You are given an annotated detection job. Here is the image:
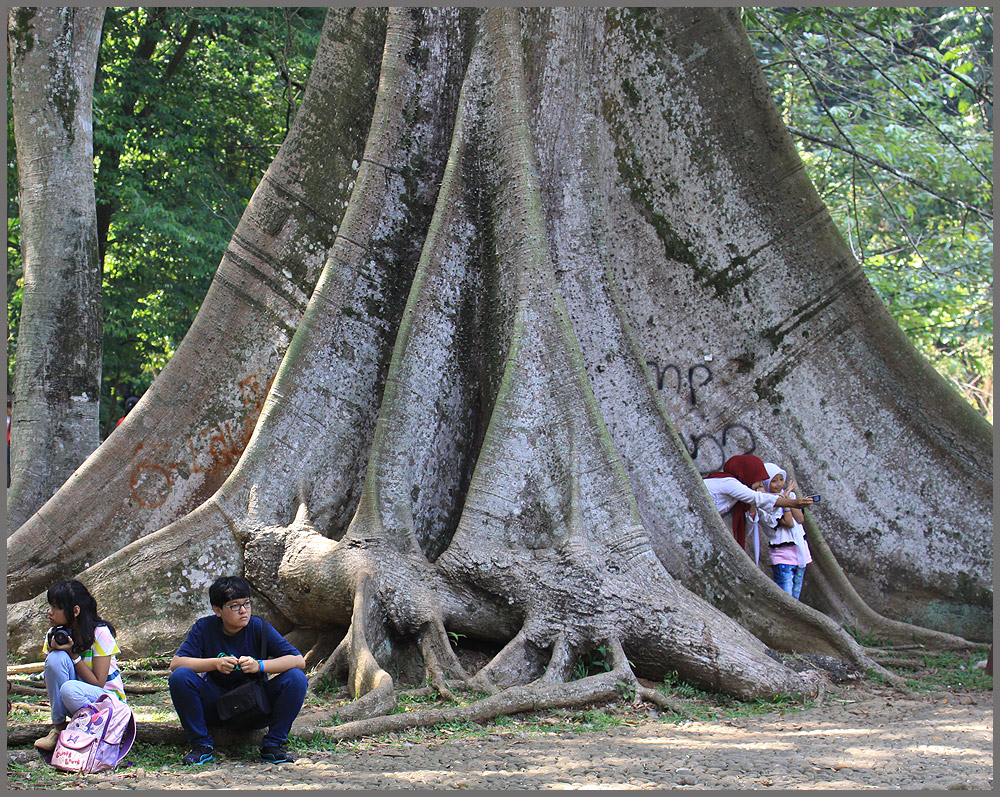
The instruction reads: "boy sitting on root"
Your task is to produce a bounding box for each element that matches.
[168,576,307,765]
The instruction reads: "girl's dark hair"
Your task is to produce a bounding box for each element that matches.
[47,580,115,655]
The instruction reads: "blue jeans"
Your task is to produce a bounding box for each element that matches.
[44,651,111,724]
[168,667,308,749]
[772,564,806,599]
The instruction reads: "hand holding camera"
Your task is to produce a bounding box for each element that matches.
[47,625,74,651]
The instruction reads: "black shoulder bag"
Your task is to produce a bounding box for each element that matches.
[215,619,272,724]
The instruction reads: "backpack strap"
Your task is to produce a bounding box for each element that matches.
[257,616,268,680]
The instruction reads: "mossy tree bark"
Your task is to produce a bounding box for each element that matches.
[7,8,989,728]
[7,7,105,533]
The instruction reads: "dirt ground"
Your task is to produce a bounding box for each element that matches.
[7,682,992,790]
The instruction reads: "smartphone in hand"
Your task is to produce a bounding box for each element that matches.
[805,494,821,502]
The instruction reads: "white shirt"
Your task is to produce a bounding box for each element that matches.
[758,490,813,567]
[704,476,780,515]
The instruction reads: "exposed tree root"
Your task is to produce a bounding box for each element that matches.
[869,657,927,671]
[306,638,715,740]
[305,668,633,742]
[603,638,693,718]
[120,669,172,680]
[803,518,979,651]
[314,575,397,723]
[466,629,546,692]
[635,685,691,717]
[5,722,252,748]
[5,682,164,697]
[537,633,575,686]
[7,683,47,697]
[419,620,473,701]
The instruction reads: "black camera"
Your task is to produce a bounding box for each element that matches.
[49,626,73,647]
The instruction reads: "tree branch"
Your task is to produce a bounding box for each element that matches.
[756,16,936,270]
[839,35,992,185]
[162,21,199,82]
[787,126,991,223]
[757,13,991,224]
[848,20,990,102]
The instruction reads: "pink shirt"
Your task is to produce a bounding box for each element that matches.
[768,542,800,566]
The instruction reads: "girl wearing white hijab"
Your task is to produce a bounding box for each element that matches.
[759,462,812,598]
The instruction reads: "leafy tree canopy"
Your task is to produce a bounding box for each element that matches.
[745,6,993,420]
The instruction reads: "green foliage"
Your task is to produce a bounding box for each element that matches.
[659,668,804,722]
[616,678,636,702]
[571,645,613,680]
[309,673,341,696]
[843,625,894,648]
[661,669,707,700]
[8,8,991,428]
[745,7,993,421]
[7,7,325,429]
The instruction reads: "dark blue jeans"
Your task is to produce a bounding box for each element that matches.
[772,564,806,599]
[169,667,308,749]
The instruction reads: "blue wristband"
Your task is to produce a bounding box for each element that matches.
[259,659,265,674]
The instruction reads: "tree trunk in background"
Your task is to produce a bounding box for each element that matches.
[7,9,990,722]
[7,7,105,533]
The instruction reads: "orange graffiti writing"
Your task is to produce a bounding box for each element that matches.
[129,370,274,509]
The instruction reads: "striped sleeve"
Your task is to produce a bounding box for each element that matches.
[92,625,121,658]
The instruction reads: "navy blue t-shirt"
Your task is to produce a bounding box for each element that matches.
[175,615,300,690]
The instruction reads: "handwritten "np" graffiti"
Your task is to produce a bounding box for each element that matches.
[646,360,712,407]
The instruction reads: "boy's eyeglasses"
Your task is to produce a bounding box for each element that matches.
[223,600,252,613]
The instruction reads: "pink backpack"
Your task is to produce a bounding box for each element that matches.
[51,693,136,774]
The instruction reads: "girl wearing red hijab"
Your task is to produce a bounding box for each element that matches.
[704,454,813,550]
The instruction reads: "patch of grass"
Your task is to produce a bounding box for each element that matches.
[121,741,199,769]
[843,625,893,647]
[7,753,80,790]
[576,707,620,731]
[896,649,993,692]
[397,691,440,707]
[130,705,179,722]
[120,656,172,670]
[655,670,814,725]
[6,742,201,790]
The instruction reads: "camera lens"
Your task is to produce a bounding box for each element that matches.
[50,627,72,647]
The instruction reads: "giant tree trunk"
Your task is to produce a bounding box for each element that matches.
[591,9,992,641]
[7,8,989,722]
[7,7,105,532]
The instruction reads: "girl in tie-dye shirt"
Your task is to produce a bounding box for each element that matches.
[34,580,126,752]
